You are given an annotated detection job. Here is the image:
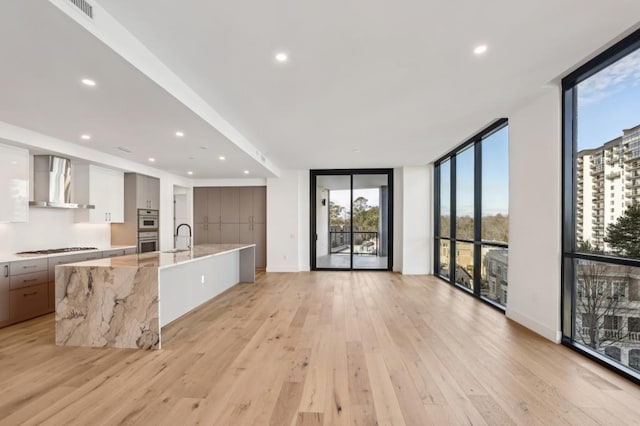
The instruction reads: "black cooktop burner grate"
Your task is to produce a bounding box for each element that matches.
[16,247,98,255]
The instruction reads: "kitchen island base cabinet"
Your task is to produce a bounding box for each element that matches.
[55,244,255,350]
[159,246,255,327]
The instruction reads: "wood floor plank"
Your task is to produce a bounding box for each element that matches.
[0,271,639,425]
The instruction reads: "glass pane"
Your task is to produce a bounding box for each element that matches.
[316,175,351,269]
[574,259,640,372]
[439,160,451,237]
[482,127,509,243]
[481,246,508,306]
[575,46,640,259]
[455,242,474,290]
[439,239,450,279]
[352,174,389,269]
[456,146,475,240]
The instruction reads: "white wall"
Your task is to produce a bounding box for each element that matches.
[0,209,111,253]
[398,166,432,275]
[507,88,562,343]
[266,170,305,272]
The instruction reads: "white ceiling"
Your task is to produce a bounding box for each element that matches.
[1,1,640,178]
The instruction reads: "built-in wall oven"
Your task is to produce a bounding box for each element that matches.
[138,209,159,253]
[138,209,159,230]
[138,231,159,253]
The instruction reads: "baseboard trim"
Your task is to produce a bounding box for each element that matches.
[506,309,561,343]
[265,267,300,273]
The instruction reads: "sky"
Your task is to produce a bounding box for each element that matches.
[441,126,509,217]
[577,48,640,150]
[329,188,379,211]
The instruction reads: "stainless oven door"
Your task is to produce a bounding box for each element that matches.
[138,232,159,253]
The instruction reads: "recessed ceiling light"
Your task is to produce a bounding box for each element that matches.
[473,45,488,55]
[175,131,184,137]
[275,52,288,63]
[80,134,91,140]
[243,170,250,175]
[218,156,226,161]
[81,78,96,87]
[148,158,156,162]
[187,171,193,175]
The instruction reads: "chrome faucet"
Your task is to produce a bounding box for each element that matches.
[176,223,192,249]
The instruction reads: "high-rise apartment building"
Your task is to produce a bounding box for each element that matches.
[577,124,640,248]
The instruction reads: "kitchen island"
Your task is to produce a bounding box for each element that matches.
[54,243,255,350]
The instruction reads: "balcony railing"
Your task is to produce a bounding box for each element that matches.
[606,171,621,180]
[329,231,379,255]
[603,329,623,339]
[629,331,640,341]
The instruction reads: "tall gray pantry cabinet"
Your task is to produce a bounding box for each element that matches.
[194,187,266,268]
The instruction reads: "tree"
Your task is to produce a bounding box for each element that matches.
[329,201,348,226]
[575,260,631,351]
[604,203,640,258]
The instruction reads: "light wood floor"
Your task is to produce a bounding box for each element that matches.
[1,272,640,425]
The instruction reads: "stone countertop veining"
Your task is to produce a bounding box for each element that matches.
[58,243,256,270]
[0,245,137,263]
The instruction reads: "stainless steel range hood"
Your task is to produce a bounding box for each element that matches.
[29,155,95,209]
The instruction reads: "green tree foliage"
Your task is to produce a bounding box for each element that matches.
[439,214,508,243]
[352,197,379,231]
[329,201,348,226]
[605,203,640,258]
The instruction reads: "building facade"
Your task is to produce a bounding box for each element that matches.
[577,124,640,249]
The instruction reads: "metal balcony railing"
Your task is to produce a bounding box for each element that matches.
[329,231,379,255]
[606,171,621,180]
[603,329,623,339]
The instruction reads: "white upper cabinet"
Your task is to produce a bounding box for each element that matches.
[0,143,28,223]
[135,174,160,210]
[75,165,124,223]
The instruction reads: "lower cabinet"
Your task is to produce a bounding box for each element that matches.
[0,263,9,327]
[10,283,48,323]
[0,246,137,329]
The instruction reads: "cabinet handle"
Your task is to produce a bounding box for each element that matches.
[22,265,37,269]
[23,278,39,283]
[23,292,37,297]
[4,265,8,278]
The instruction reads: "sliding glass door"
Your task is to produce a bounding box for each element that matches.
[311,169,393,271]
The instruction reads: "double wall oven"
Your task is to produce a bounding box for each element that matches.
[138,209,159,253]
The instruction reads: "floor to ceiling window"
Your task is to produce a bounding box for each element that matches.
[434,119,509,308]
[562,29,640,382]
[311,169,393,271]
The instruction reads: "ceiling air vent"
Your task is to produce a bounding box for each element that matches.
[68,0,93,19]
[117,147,132,153]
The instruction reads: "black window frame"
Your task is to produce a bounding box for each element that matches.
[310,168,394,271]
[561,28,640,385]
[434,118,509,310]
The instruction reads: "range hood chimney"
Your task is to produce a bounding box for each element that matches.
[29,155,94,209]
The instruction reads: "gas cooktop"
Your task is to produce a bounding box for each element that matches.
[16,247,98,255]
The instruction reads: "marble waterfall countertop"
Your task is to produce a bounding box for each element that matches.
[59,243,255,269]
[55,244,256,350]
[0,245,137,263]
